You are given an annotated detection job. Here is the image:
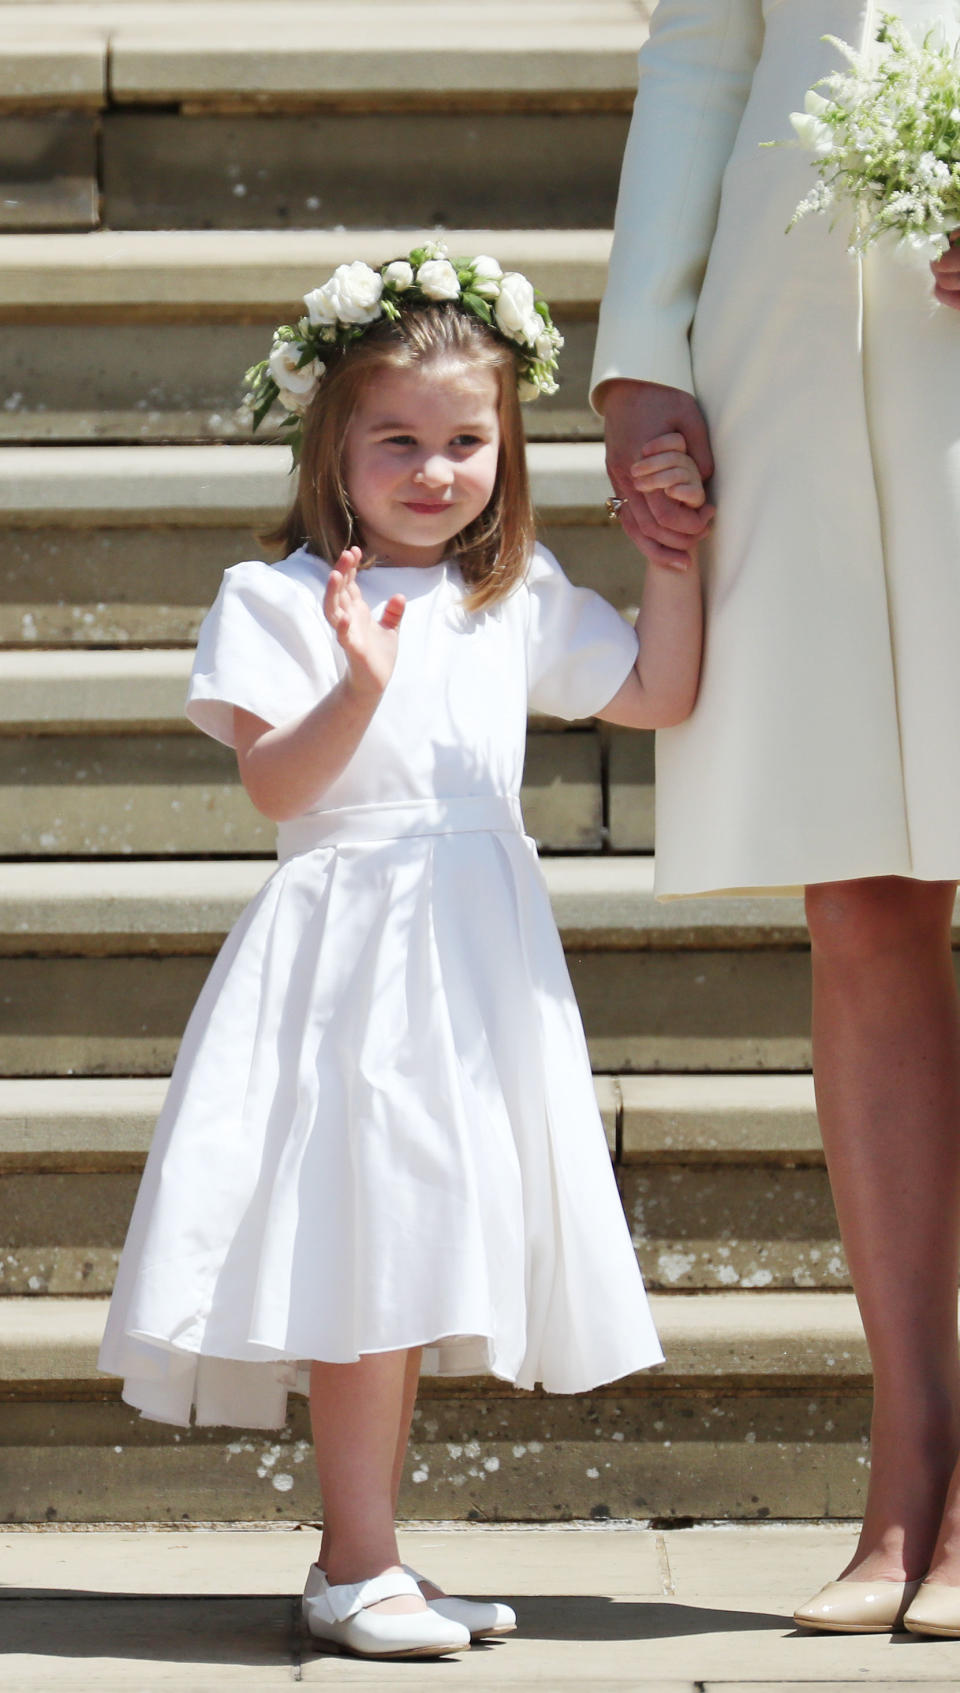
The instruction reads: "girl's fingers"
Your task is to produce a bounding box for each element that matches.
[634,463,697,490]
[640,433,690,460]
[640,431,688,457]
[380,594,405,631]
[631,450,696,479]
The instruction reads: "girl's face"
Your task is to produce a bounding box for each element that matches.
[342,361,501,569]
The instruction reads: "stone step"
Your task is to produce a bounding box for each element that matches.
[0,856,818,1076]
[0,229,611,316]
[0,229,608,442]
[0,1289,873,1523]
[1,1074,822,1170]
[0,857,812,954]
[0,728,619,857]
[1,5,643,232]
[1,4,646,106]
[0,648,645,856]
[0,441,643,646]
[0,1074,841,1297]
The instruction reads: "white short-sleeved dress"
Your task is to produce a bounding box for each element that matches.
[99,542,664,1429]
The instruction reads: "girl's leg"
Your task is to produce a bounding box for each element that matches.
[388,1348,447,1599]
[311,1348,426,1615]
[391,1346,423,1513]
[806,875,960,1584]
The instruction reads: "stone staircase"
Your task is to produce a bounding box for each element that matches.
[0,0,882,1526]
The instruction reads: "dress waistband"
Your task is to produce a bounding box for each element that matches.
[276,794,524,859]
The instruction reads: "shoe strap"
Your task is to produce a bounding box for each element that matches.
[326,1570,422,1621]
[402,1563,426,1585]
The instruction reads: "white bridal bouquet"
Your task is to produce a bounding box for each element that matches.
[784,13,960,262]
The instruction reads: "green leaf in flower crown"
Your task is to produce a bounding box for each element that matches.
[251,389,277,434]
[461,291,493,324]
[381,297,401,320]
[407,246,429,268]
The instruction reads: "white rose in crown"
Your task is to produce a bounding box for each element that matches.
[494,272,539,342]
[416,258,461,300]
[304,261,383,327]
[267,341,324,407]
[471,254,504,299]
[382,260,414,291]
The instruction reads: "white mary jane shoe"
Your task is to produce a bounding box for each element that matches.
[302,1563,470,1658]
[404,1562,517,1638]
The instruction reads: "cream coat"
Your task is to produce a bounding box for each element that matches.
[593,0,960,895]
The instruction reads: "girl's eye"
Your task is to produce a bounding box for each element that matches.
[384,434,416,447]
[453,434,482,447]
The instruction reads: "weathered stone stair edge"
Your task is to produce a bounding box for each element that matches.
[0,650,604,733]
[0,230,613,315]
[0,8,645,111]
[0,6,646,100]
[0,1073,825,1167]
[0,41,105,106]
[0,443,612,523]
[0,1292,872,1386]
[0,858,811,952]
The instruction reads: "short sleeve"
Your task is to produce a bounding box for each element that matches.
[525,544,638,719]
[186,558,340,747]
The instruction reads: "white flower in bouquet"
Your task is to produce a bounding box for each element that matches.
[775,13,960,267]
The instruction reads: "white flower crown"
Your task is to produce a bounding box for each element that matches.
[242,242,563,460]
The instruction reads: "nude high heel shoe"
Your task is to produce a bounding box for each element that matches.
[794,1577,923,1633]
[903,1581,960,1637]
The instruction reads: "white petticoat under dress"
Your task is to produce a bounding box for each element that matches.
[98,542,664,1428]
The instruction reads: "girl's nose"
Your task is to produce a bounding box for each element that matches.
[414,457,453,488]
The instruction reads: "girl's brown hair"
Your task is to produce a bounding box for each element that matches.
[264,304,536,613]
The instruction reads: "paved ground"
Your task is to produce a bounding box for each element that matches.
[2,1522,959,1689]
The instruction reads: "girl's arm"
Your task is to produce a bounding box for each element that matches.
[233,550,405,821]
[596,430,703,727]
[595,554,702,730]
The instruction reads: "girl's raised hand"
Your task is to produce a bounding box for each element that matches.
[323,547,405,697]
[630,432,713,515]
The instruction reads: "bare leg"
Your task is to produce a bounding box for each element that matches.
[311,1349,426,1616]
[806,876,960,1583]
[391,1346,423,1513]
[387,1347,448,1599]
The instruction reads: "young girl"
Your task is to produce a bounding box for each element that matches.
[99,245,705,1661]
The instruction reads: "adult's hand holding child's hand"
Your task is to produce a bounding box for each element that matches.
[602,380,715,569]
[631,432,708,511]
